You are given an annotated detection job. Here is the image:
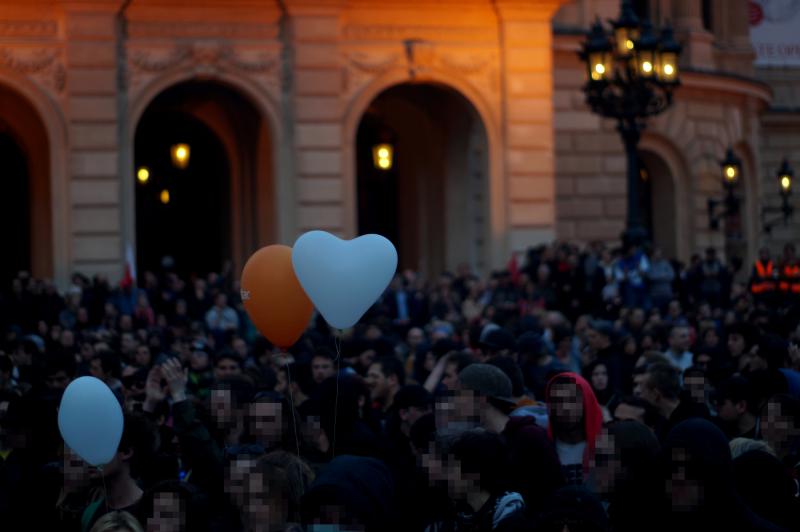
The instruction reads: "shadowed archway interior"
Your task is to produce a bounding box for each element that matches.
[639,150,678,259]
[0,84,52,287]
[356,83,489,277]
[134,81,274,278]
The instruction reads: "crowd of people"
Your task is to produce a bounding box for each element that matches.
[1,240,799,532]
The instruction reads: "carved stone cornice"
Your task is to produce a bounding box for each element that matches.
[343,24,495,43]
[127,41,280,99]
[0,47,66,94]
[128,21,278,40]
[0,20,58,39]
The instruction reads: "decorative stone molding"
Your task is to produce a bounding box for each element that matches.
[342,43,498,101]
[0,47,66,94]
[128,21,278,40]
[0,20,58,38]
[128,42,279,98]
[343,24,494,43]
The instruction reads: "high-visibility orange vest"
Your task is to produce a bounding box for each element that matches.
[751,260,777,294]
[779,263,800,293]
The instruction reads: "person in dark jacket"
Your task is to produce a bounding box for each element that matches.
[732,450,799,531]
[301,455,395,532]
[657,419,784,531]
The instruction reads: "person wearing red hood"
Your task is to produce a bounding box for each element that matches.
[545,372,604,485]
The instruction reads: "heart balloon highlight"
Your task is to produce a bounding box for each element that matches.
[291,231,398,330]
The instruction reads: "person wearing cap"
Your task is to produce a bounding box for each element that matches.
[714,376,758,439]
[451,363,564,511]
[478,328,516,362]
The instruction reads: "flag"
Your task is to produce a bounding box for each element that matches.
[121,243,137,289]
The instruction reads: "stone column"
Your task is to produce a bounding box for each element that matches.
[494,1,564,264]
[672,0,715,70]
[63,2,124,281]
[285,1,345,240]
[715,0,755,77]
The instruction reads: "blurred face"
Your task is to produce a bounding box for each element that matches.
[424,352,436,372]
[275,370,289,395]
[548,381,584,433]
[630,309,646,328]
[639,374,660,408]
[442,362,461,391]
[366,363,390,402]
[703,329,719,348]
[668,301,681,318]
[248,401,282,445]
[727,334,746,357]
[120,315,133,331]
[190,351,210,371]
[586,329,608,351]
[61,330,75,348]
[358,349,376,370]
[591,364,609,392]
[146,492,184,532]
[406,327,424,349]
[215,358,242,381]
[716,399,741,422]
[89,358,105,380]
[667,448,703,512]
[311,356,334,384]
[215,294,227,308]
[45,370,70,391]
[135,346,152,367]
[121,333,138,354]
[232,339,248,359]
[669,327,690,352]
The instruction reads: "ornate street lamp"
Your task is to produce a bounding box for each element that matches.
[763,159,795,234]
[579,0,682,247]
[707,148,742,231]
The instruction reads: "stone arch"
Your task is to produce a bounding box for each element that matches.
[639,132,692,261]
[0,71,69,286]
[733,140,759,266]
[130,74,280,275]
[342,67,505,270]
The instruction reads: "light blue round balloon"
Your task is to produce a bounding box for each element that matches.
[58,376,124,467]
[292,231,398,330]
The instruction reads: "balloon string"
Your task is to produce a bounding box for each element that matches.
[332,332,341,458]
[285,360,302,460]
[100,466,110,516]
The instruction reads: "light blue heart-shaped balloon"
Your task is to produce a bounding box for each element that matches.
[292,231,398,330]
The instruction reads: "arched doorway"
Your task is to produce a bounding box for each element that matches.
[0,85,52,286]
[639,150,678,259]
[134,81,274,277]
[356,83,490,276]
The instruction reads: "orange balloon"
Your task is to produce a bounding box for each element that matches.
[241,245,313,348]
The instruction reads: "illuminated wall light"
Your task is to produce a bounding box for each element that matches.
[160,189,170,204]
[171,143,190,169]
[137,167,150,184]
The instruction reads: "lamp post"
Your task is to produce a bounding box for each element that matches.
[579,0,682,247]
[707,148,743,260]
[763,159,795,234]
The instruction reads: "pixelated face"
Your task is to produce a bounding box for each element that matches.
[210,389,235,427]
[684,375,706,404]
[435,393,480,432]
[548,381,584,430]
[727,333,746,357]
[761,401,799,451]
[590,431,619,496]
[667,447,703,512]
[591,364,609,392]
[442,362,460,391]
[366,363,389,402]
[146,492,184,532]
[248,401,282,444]
[226,457,260,509]
[312,356,335,384]
[63,447,91,489]
[421,444,475,500]
[215,359,242,380]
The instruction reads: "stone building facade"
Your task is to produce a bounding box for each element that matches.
[0,0,794,288]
